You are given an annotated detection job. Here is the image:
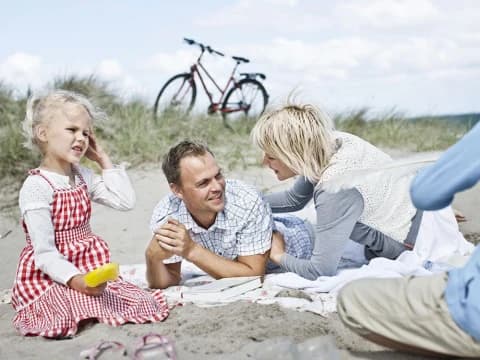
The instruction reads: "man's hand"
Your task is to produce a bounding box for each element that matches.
[145,229,181,289]
[156,218,198,259]
[146,233,173,261]
[67,274,107,296]
[269,231,286,265]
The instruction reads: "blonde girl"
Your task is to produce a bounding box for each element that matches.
[11,90,168,338]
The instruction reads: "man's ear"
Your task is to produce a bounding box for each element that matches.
[170,183,184,200]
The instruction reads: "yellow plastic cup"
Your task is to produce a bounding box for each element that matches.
[84,263,119,287]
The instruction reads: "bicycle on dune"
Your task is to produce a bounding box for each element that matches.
[153,38,269,128]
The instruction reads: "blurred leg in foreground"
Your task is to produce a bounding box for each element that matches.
[337,274,480,358]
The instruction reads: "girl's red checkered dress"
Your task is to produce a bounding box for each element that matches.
[11,169,169,338]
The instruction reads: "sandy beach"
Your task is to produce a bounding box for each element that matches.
[0,160,478,359]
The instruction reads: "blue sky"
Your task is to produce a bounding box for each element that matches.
[1,0,479,116]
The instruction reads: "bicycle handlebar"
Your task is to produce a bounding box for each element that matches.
[206,46,224,57]
[183,37,230,59]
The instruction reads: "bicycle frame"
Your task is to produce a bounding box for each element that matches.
[153,38,267,123]
[189,50,240,113]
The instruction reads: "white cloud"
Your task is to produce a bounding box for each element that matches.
[335,0,440,29]
[0,52,43,89]
[235,37,376,80]
[457,32,480,46]
[195,0,326,32]
[221,25,480,115]
[91,59,145,99]
[195,0,256,27]
[144,49,198,75]
[196,0,442,34]
[233,27,480,83]
[96,59,124,80]
[264,0,298,7]
[370,36,480,78]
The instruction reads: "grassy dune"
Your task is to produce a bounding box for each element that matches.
[0,75,469,209]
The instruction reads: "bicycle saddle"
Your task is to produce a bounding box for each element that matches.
[232,56,250,63]
[240,72,266,80]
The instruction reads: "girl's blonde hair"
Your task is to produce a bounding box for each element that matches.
[251,102,336,182]
[22,89,106,153]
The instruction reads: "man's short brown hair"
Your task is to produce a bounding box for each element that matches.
[162,140,214,184]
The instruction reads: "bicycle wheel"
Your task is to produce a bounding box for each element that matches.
[153,73,196,121]
[221,78,268,128]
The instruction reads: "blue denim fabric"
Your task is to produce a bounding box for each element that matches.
[410,122,480,340]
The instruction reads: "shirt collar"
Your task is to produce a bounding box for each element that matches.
[177,200,228,233]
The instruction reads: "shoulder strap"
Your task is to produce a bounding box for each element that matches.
[28,168,56,190]
[72,165,87,185]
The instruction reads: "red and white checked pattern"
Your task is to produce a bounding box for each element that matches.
[12,169,169,337]
[13,281,169,338]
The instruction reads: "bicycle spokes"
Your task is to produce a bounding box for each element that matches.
[225,87,256,114]
[153,74,196,119]
[221,79,268,125]
[167,79,191,108]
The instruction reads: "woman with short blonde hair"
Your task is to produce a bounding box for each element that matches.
[252,104,336,182]
[252,102,423,279]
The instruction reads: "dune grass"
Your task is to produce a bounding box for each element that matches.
[334,108,468,152]
[0,75,470,209]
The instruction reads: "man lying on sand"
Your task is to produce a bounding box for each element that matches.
[145,140,312,288]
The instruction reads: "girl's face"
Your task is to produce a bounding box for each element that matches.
[263,153,296,181]
[38,104,92,174]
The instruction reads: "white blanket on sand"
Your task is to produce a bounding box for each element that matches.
[121,207,474,317]
[120,262,340,316]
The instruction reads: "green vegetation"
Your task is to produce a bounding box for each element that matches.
[411,113,480,129]
[335,108,469,152]
[0,76,471,209]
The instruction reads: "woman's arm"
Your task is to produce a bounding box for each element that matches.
[280,188,364,279]
[264,176,314,212]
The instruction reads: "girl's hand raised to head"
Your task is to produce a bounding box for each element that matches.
[67,274,107,296]
[85,133,113,169]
